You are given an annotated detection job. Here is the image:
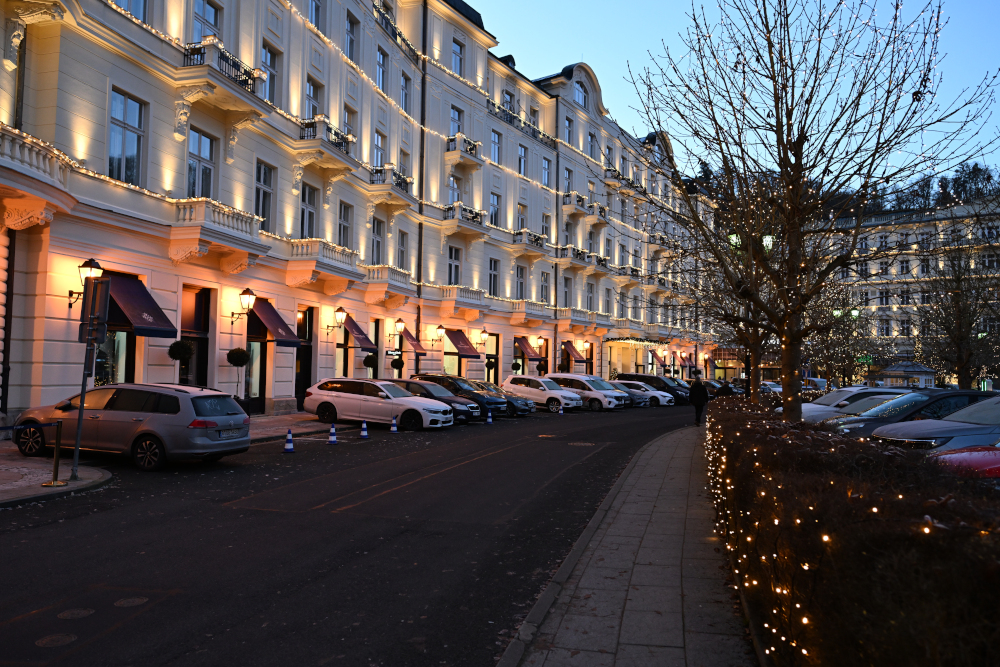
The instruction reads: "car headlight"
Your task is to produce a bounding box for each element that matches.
[454,404,469,411]
[930,437,953,447]
[422,408,443,414]
[838,423,866,432]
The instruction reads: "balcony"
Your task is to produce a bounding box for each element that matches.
[553,245,592,272]
[603,166,623,189]
[511,230,548,259]
[372,1,420,65]
[441,201,489,245]
[610,264,641,288]
[362,263,415,308]
[444,133,484,171]
[0,125,74,220]
[438,284,485,321]
[584,202,610,230]
[590,255,612,275]
[510,299,551,327]
[297,117,359,177]
[178,39,269,115]
[555,307,593,333]
[268,236,365,291]
[169,199,270,271]
[487,100,557,149]
[367,164,416,211]
[561,192,589,220]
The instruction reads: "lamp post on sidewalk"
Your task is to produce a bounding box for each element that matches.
[71,260,109,481]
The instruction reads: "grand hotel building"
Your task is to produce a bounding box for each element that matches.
[0,0,709,416]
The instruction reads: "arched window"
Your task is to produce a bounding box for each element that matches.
[574,81,588,109]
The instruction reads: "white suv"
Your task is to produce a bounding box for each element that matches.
[503,376,584,413]
[304,378,454,430]
[545,373,628,411]
[614,380,676,407]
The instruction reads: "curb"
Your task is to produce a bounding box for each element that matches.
[496,426,694,667]
[0,467,113,509]
[249,428,332,445]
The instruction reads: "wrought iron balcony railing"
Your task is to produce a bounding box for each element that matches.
[182,43,256,95]
[486,100,557,149]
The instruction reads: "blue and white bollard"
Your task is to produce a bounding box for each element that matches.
[559,403,564,414]
[486,409,493,424]
[283,428,295,453]
[390,416,398,433]
[360,420,370,439]
[327,423,338,445]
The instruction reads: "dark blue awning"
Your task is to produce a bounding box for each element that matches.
[107,274,177,338]
[252,300,300,347]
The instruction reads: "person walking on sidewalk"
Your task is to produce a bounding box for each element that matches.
[689,377,710,426]
[715,380,735,397]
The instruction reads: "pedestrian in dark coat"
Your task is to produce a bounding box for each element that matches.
[689,378,710,426]
[715,381,735,397]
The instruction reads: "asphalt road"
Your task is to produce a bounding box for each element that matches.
[0,405,694,667]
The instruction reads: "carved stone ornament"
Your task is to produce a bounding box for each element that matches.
[0,201,53,231]
[169,239,211,265]
[3,20,24,73]
[323,278,355,296]
[219,250,257,275]
[173,85,215,141]
[224,112,260,164]
[286,269,319,288]
[291,164,304,196]
[323,179,336,209]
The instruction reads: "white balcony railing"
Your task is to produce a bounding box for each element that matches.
[175,199,260,239]
[440,285,484,304]
[364,263,411,286]
[290,238,358,270]
[0,124,72,192]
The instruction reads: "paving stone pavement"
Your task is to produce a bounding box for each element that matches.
[517,426,755,667]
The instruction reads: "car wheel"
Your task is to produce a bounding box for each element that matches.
[16,425,46,457]
[400,410,423,431]
[650,397,660,407]
[317,403,337,423]
[506,403,518,417]
[546,398,561,413]
[589,398,603,412]
[132,435,166,472]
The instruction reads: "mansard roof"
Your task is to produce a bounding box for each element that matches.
[534,63,610,117]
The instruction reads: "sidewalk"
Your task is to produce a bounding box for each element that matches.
[0,443,111,508]
[506,427,754,667]
[248,411,347,443]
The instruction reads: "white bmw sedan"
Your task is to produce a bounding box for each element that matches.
[304,378,454,430]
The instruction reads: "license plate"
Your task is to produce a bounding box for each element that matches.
[219,428,240,439]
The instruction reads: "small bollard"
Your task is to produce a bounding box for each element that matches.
[42,421,67,488]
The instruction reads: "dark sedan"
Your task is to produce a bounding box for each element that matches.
[823,389,996,440]
[471,381,534,417]
[616,373,690,405]
[410,374,508,419]
[610,381,650,407]
[390,379,482,424]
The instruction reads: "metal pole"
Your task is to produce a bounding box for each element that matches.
[70,283,97,482]
[42,420,66,487]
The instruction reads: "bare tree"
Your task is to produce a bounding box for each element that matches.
[620,0,997,420]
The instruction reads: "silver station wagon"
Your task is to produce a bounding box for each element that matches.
[14,383,250,471]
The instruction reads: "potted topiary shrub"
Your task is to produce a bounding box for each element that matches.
[557,360,570,373]
[536,361,548,374]
[363,353,378,369]
[168,339,195,363]
[227,347,252,409]
[390,357,405,371]
[510,361,521,372]
[485,358,496,370]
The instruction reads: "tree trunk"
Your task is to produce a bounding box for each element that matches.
[750,346,761,404]
[780,323,804,422]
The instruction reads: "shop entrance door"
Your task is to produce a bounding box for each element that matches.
[245,309,269,414]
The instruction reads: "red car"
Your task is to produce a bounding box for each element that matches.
[931,446,1000,478]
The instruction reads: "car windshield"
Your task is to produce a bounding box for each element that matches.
[812,389,856,406]
[539,379,562,391]
[675,379,691,388]
[192,395,245,417]
[420,383,452,397]
[377,383,412,398]
[858,393,932,418]
[587,377,615,391]
[634,383,655,391]
[842,395,899,415]
[611,382,628,391]
[451,378,478,392]
[943,397,1000,425]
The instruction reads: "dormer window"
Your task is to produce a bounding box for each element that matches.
[574,81,588,109]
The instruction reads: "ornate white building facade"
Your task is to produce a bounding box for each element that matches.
[0,0,706,416]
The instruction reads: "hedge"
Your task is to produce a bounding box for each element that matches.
[706,398,1000,666]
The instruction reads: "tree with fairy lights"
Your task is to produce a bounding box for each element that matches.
[615,0,998,420]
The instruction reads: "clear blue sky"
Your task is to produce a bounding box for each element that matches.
[478,0,1000,160]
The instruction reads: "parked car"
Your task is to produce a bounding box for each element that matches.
[502,376,584,412]
[931,446,1000,478]
[778,387,912,422]
[804,378,829,391]
[546,373,628,411]
[763,381,783,394]
[822,390,996,439]
[303,378,453,430]
[14,384,250,471]
[610,381,651,407]
[409,374,508,418]
[613,380,676,407]
[471,380,534,416]
[389,379,481,424]
[616,373,690,405]
[873,395,1000,452]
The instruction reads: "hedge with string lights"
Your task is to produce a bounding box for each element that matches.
[706,398,1000,665]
